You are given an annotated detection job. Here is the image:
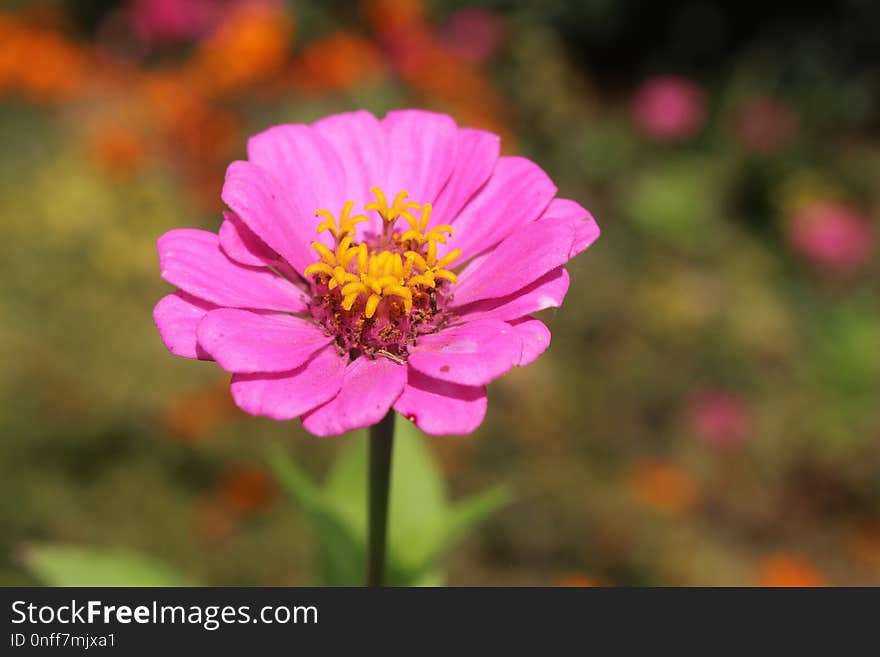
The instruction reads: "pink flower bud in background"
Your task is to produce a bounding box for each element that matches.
[686,389,752,449]
[127,0,219,46]
[787,201,874,274]
[735,96,798,153]
[631,75,707,142]
[440,8,505,64]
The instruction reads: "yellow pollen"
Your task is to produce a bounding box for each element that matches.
[365,187,420,223]
[308,188,463,319]
[315,200,367,239]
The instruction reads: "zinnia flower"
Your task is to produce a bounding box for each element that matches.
[440,8,505,64]
[787,201,874,274]
[734,96,797,154]
[631,75,706,143]
[127,0,220,46]
[154,110,599,436]
[686,389,752,449]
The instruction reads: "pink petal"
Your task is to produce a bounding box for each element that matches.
[221,161,317,275]
[509,317,551,366]
[382,110,458,204]
[157,229,308,312]
[453,267,570,322]
[312,110,388,208]
[247,124,348,232]
[394,369,487,436]
[302,356,407,436]
[541,198,600,257]
[196,309,331,373]
[230,345,348,421]
[432,127,500,223]
[313,110,389,236]
[443,156,556,259]
[408,319,522,386]
[218,211,280,267]
[452,215,576,306]
[153,291,216,360]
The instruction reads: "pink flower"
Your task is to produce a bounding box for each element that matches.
[686,390,752,449]
[154,110,599,436]
[631,75,707,142]
[787,201,874,274]
[440,8,506,64]
[734,96,797,153]
[126,0,278,46]
[127,0,220,45]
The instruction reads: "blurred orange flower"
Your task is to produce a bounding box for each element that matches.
[143,72,211,131]
[88,126,146,178]
[194,465,275,540]
[362,0,425,36]
[361,0,512,142]
[0,16,86,103]
[217,465,275,514]
[628,460,699,514]
[849,522,880,571]
[194,497,239,540]
[755,552,826,587]
[292,32,383,94]
[143,71,240,163]
[189,3,293,96]
[141,71,241,207]
[554,573,600,587]
[0,14,21,91]
[163,378,243,441]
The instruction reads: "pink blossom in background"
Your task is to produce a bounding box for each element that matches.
[127,0,220,45]
[788,201,874,274]
[631,75,707,142]
[686,390,752,449]
[154,109,599,436]
[735,96,798,153]
[440,8,506,64]
[127,0,279,47]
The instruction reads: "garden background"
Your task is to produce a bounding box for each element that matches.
[2,0,879,586]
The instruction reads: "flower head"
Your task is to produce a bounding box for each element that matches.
[734,96,797,154]
[440,8,506,64]
[755,552,826,587]
[631,75,706,143]
[127,0,220,46]
[686,389,752,449]
[154,110,599,436]
[787,201,874,274]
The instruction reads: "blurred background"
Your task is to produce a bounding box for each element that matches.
[1,0,879,586]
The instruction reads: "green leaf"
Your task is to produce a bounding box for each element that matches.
[322,432,368,540]
[322,419,449,579]
[267,444,364,586]
[268,418,511,586]
[266,443,326,514]
[442,486,512,552]
[386,416,448,574]
[20,544,192,587]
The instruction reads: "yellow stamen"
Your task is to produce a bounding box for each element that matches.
[365,187,420,223]
[342,293,360,311]
[437,248,462,269]
[304,189,464,321]
[304,262,334,278]
[434,270,458,284]
[365,294,382,319]
[311,241,335,264]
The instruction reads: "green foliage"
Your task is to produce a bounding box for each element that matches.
[20,544,192,587]
[623,156,725,248]
[268,415,511,586]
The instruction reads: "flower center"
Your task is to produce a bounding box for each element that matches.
[304,187,462,360]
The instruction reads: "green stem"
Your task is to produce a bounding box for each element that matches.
[367,409,395,587]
